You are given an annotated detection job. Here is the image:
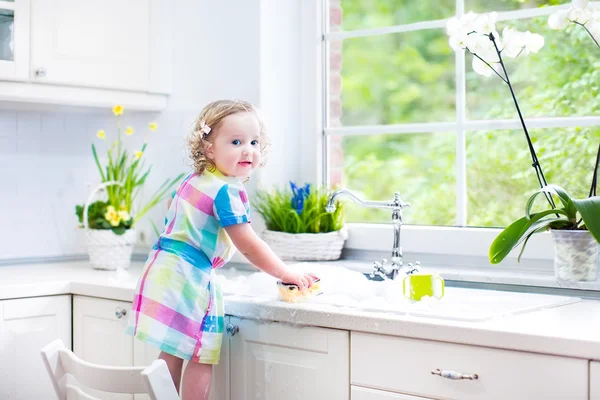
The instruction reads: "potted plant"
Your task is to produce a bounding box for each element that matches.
[75,105,184,270]
[446,10,600,282]
[253,182,347,261]
[489,182,600,282]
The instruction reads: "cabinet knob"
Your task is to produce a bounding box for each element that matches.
[115,307,127,319]
[226,323,239,337]
[35,68,46,77]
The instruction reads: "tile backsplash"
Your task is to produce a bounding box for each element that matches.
[0,110,191,261]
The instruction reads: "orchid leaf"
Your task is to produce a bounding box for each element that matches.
[573,196,600,243]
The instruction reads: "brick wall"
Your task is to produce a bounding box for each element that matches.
[328,0,344,187]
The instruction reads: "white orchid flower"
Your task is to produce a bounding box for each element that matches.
[523,31,544,53]
[460,12,478,33]
[467,34,498,61]
[501,27,525,58]
[570,8,591,23]
[472,57,498,77]
[449,31,469,50]
[572,0,589,10]
[474,12,498,35]
[548,9,571,29]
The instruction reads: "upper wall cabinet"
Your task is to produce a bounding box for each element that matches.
[0,0,29,81]
[31,0,149,92]
[0,0,172,111]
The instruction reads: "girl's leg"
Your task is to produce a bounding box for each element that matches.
[181,362,213,400]
[159,351,184,393]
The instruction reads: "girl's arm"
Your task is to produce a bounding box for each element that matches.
[224,223,314,290]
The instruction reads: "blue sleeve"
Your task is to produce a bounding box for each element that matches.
[213,184,251,227]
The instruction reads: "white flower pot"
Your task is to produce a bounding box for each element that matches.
[262,229,348,261]
[551,230,599,282]
[86,229,137,270]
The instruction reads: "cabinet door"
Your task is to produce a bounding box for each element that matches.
[0,295,71,400]
[230,317,349,400]
[73,295,134,400]
[0,0,29,81]
[210,315,230,400]
[352,386,436,400]
[592,361,600,400]
[30,0,149,91]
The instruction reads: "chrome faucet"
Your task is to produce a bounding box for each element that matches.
[326,189,419,280]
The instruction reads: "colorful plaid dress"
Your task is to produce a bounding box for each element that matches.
[126,169,250,364]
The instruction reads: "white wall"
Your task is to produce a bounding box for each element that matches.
[0,0,306,261]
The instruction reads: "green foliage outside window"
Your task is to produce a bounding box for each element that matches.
[336,0,600,228]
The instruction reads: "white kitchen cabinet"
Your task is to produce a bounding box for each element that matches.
[0,0,171,111]
[352,386,435,400]
[229,317,349,400]
[0,295,71,400]
[73,295,134,399]
[0,0,29,81]
[30,0,149,92]
[592,361,600,400]
[352,332,588,400]
[74,295,230,400]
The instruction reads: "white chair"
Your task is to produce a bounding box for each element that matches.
[40,339,179,400]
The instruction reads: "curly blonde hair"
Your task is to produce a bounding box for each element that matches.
[187,99,269,174]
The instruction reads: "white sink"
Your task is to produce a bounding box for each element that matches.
[219,264,581,322]
[308,286,581,322]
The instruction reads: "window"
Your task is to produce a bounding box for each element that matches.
[323,0,600,233]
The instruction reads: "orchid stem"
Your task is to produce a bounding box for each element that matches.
[574,22,600,49]
[589,143,600,198]
[488,32,556,209]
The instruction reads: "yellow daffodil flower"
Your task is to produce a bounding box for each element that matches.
[125,126,134,136]
[118,210,131,222]
[148,122,158,132]
[112,105,124,116]
[104,206,119,226]
[109,216,121,227]
[135,151,143,159]
[119,204,128,211]
[96,130,106,139]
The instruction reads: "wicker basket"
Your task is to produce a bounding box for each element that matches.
[262,228,348,261]
[83,181,137,271]
[86,228,137,270]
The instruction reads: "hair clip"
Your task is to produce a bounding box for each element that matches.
[200,120,211,137]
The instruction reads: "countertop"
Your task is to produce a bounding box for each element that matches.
[1,260,600,360]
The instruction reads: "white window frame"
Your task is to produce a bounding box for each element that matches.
[300,1,600,271]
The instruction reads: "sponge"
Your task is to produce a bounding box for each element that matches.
[277,274,322,303]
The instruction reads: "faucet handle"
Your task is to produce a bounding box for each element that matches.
[405,261,421,275]
[372,258,388,273]
[393,192,411,209]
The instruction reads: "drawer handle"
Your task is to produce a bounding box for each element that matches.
[431,368,478,380]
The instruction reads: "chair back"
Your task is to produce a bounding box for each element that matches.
[40,339,179,400]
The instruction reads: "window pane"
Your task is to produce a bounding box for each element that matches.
[464,0,552,13]
[466,16,600,119]
[329,133,456,225]
[330,0,455,32]
[0,9,14,62]
[467,127,600,228]
[328,29,455,127]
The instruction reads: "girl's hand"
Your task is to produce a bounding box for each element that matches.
[281,270,315,291]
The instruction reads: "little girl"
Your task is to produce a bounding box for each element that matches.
[126,99,315,399]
